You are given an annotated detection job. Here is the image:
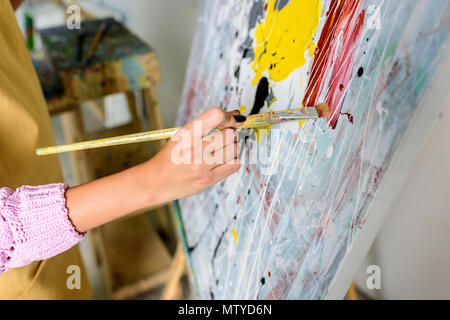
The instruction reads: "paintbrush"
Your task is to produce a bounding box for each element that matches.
[36,104,329,156]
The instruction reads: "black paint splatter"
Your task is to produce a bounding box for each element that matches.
[211,228,228,267]
[187,243,198,253]
[260,277,266,285]
[242,48,250,59]
[357,67,364,77]
[250,77,269,115]
[234,66,240,78]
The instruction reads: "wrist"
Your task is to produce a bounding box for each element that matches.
[136,158,170,207]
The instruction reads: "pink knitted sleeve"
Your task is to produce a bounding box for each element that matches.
[0,183,84,273]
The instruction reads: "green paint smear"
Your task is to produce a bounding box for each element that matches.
[414,66,428,94]
[173,199,200,298]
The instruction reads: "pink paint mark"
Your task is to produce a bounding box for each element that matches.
[184,83,196,122]
[265,280,284,299]
[303,0,365,129]
[252,169,281,230]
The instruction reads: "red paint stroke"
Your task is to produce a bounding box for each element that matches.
[184,83,197,121]
[183,74,211,122]
[340,112,354,124]
[303,0,365,129]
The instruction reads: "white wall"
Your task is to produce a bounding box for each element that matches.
[100,0,203,126]
[354,98,450,299]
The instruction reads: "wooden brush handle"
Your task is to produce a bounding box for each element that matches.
[36,127,180,156]
[36,114,275,156]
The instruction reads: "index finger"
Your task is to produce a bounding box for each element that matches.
[182,107,246,138]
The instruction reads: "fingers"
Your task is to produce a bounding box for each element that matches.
[202,128,236,152]
[210,160,241,184]
[210,141,238,168]
[181,107,227,138]
[202,128,237,167]
[181,107,247,140]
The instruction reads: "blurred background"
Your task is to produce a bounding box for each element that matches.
[15,0,450,300]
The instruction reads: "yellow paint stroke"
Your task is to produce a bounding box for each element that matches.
[252,0,321,85]
[239,105,247,113]
[232,228,238,244]
[309,42,317,57]
[256,125,272,142]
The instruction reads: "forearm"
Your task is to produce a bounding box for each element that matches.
[0,107,256,273]
[0,161,164,273]
[66,160,163,233]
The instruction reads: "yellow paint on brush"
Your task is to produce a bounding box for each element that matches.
[252,0,321,85]
[232,228,238,244]
[239,105,247,113]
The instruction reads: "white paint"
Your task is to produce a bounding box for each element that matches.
[327,145,334,158]
[326,39,450,299]
[354,94,450,299]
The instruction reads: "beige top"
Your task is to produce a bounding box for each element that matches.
[0,0,91,299]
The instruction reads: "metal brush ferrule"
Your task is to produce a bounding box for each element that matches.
[274,108,319,122]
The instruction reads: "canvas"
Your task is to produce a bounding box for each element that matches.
[176,0,450,299]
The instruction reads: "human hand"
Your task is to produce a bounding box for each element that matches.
[144,107,245,203]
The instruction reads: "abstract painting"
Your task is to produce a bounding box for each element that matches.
[176,0,450,299]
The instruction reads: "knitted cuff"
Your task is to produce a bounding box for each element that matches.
[1,183,84,270]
